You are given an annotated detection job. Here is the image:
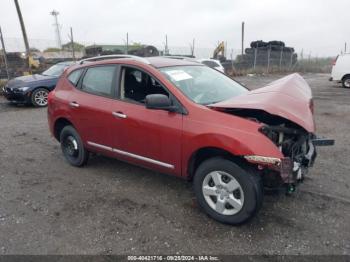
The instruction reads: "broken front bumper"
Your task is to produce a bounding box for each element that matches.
[280,137,334,184]
[244,137,334,187]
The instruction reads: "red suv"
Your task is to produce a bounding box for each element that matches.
[48,55,331,224]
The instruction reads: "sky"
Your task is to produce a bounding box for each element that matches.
[0,0,349,57]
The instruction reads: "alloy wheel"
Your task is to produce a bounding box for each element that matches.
[202,171,244,215]
[34,90,48,106]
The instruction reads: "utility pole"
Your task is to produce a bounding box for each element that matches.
[345,42,347,53]
[241,21,245,55]
[68,27,75,61]
[0,26,10,79]
[14,0,31,73]
[50,10,62,49]
[126,32,129,54]
[165,34,169,55]
[190,38,195,57]
[230,49,234,72]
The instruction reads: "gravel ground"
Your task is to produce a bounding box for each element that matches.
[0,73,349,255]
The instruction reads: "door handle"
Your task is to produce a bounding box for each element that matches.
[69,101,80,108]
[112,111,127,119]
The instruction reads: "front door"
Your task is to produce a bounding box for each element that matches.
[110,66,183,175]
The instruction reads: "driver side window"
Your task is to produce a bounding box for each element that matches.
[120,67,169,104]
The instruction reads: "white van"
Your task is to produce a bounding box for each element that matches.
[331,54,350,88]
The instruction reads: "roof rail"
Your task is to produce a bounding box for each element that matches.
[78,55,151,65]
[162,55,194,60]
[162,55,199,63]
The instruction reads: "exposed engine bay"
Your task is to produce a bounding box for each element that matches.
[223,108,318,190]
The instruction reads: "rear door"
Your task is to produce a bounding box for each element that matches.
[110,65,183,175]
[67,65,119,151]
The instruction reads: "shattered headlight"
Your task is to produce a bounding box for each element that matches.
[244,155,281,165]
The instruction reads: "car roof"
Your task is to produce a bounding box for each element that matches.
[77,56,202,69]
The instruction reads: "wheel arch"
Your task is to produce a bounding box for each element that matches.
[187,146,250,181]
[341,74,350,81]
[53,117,74,142]
[32,86,50,92]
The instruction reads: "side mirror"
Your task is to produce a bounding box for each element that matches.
[145,94,177,112]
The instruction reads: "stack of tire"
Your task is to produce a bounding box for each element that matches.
[235,40,297,70]
[128,45,159,57]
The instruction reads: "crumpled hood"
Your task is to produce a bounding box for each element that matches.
[210,73,315,132]
[6,74,57,88]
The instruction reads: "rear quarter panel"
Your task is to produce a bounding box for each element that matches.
[47,74,75,137]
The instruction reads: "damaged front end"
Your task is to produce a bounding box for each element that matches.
[210,73,334,193]
[220,107,335,193]
[228,108,320,191]
[258,122,317,190]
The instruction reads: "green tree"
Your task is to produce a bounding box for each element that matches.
[62,42,85,52]
[44,47,61,52]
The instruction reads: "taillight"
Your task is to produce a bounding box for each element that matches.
[332,55,339,66]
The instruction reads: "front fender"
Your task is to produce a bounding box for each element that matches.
[182,131,283,177]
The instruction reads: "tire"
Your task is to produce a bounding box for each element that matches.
[250,40,268,48]
[193,157,263,225]
[31,88,49,107]
[59,125,89,167]
[283,47,295,53]
[342,75,350,88]
[268,40,285,47]
[269,45,283,51]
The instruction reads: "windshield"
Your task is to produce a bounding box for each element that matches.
[42,64,67,77]
[160,65,248,105]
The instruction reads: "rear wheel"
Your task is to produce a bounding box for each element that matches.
[31,88,49,107]
[342,76,350,88]
[193,157,263,225]
[60,125,89,167]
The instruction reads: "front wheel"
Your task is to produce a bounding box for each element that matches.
[193,157,263,225]
[342,76,350,88]
[60,125,89,167]
[31,88,49,107]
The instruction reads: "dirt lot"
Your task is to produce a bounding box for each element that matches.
[0,73,349,255]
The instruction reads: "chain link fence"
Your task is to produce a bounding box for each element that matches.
[0,37,334,80]
[0,37,88,79]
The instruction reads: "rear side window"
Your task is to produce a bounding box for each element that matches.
[67,69,83,86]
[81,66,116,97]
